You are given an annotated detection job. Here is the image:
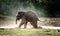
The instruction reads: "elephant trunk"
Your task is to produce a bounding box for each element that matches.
[16,18,17,24]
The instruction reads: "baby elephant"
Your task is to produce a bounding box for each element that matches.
[16,11,39,28]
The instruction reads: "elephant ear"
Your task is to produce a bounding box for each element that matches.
[18,12,25,17]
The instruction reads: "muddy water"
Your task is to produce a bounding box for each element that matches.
[0,18,33,28]
[0,18,60,29]
[0,19,16,28]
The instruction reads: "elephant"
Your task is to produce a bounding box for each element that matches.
[16,11,40,28]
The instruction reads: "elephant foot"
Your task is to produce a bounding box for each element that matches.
[15,26,21,28]
[23,27,26,29]
[38,26,42,29]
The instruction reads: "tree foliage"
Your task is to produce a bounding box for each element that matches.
[0,0,60,17]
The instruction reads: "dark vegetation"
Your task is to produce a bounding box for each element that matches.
[0,0,60,17]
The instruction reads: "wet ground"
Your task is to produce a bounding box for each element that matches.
[0,17,60,29]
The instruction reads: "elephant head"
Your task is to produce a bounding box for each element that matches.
[16,12,25,24]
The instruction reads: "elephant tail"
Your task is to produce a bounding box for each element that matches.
[38,19,47,22]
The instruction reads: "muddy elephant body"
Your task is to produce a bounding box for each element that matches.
[16,11,39,28]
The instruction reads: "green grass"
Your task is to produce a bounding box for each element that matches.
[0,28,60,36]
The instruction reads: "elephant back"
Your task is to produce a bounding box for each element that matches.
[25,11,39,21]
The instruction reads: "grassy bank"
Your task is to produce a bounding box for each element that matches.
[0,28,60,36]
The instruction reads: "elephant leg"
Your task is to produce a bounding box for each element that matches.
[19,22,24,28]
[30,21,38,28]
[19,18,26,28]
[24,21,28,28]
